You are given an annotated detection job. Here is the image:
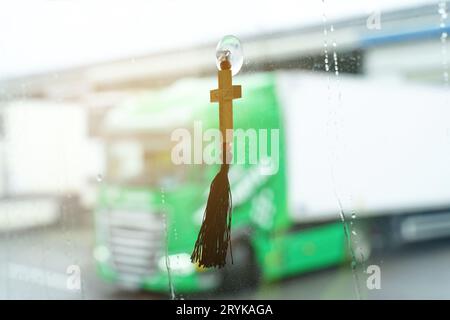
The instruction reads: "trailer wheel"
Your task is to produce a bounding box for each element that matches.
[218,238,260,293]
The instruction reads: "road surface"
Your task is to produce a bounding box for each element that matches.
[1,220,450,299]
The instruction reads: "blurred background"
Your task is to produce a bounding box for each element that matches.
[0,0,450,299]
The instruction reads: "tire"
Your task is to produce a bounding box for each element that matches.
[218,238,260,293]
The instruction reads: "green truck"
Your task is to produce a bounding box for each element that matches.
[93,70,450,293]
[93,72,347,293]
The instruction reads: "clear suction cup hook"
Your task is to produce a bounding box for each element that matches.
[215,35,244,76]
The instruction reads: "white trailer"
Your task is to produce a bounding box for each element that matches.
[278,72,450,243]
[0,100,90,230]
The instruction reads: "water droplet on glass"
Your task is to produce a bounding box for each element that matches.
[215,35,244,76]
[96,174,103,182]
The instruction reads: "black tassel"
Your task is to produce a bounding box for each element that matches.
[191,143,233,268]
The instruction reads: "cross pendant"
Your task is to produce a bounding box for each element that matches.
[210,66,242,148]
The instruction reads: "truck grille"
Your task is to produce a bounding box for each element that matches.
[105,210,165,285]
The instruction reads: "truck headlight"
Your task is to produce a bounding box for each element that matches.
[158,253,194,275]
[94,245,110,263]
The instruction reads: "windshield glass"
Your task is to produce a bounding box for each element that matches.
[1,0,450,302]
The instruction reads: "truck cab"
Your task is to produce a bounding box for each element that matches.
[93,72,352,293]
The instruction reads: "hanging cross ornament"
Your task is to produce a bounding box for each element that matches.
[210,56,242,155]
[191,35,243,268]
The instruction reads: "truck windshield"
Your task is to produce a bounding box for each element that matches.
[105,138,187,189]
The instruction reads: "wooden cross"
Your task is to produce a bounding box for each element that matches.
[209,60,242,163]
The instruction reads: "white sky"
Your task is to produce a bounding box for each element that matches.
[0,0,432,79]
